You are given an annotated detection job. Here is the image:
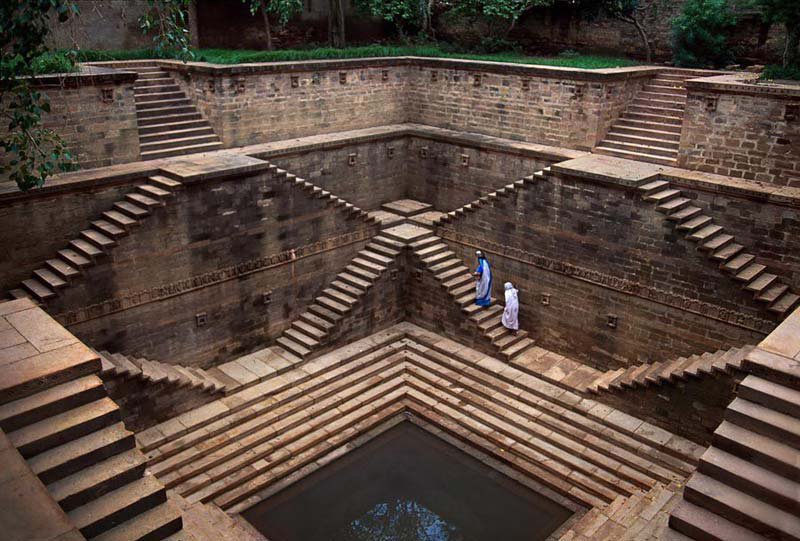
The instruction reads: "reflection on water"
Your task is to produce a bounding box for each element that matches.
[338,499,461,541]
[243,422,573,541]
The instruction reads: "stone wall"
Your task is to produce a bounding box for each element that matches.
[425,169,781,369]
[47,0,151,51]
[0,69,140,177]
[679,75,800,189]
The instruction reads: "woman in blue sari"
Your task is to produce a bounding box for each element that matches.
[473,250,492,306]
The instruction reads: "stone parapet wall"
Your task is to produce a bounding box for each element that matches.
[679,74,800,188]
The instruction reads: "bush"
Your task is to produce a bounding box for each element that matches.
[672,0,738,68]
[761,64,800,80]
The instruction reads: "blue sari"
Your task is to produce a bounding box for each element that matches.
[474,257,492,306]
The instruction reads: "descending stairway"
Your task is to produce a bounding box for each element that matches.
[585,345,756,395]
[0,351,182,539]
[407,229,536,360]
[669,341,800,540]
[137,326,702,516]
[269,164,379,224]
[596,71,692,166]
[275,235,399,359]
[434,170,544,227]
[9,175,182,303]
[96,350,228,395]
[130,64,222,160]
[638,178,799,319]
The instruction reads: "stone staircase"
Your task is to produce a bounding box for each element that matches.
[0,302,182,540]
[8,175,182,303]
[136,325,703,517]
[434,169,544,227]
[131,64,222,160]
[95,350,228,395]
[408,230,536,360]
[639,178,800,319]
[275,235,399,359]
[596,72,691,166]
[669,331,800,540]
[585,345,756,395]
[269,164,379,224]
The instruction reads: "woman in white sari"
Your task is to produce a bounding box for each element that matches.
[502,282,519,333]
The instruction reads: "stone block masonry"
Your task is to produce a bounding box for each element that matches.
[679,74,800,188]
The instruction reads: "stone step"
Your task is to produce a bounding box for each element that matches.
[32,268,67,290]
[770,292,800,317]
[500,337,535,360]
[110,352,143,378]
[712,242,744,262]
[0,375,105,433]
[470,304,502,324]
[365,241,400,259]
[134,90,185,101]
[101,210,138,230]
[658,197,692,214]
[601,139,679,159]
[443,273,473,292]
[21,278,55,301]
[734,263,766,283]
[145,346,404,473]
[684,472,800,540]
[628,103,685,116]
[669,499,766,541]
[322,287,358,307]
[337,271,371,292]
[416,242,448,259]
[644,188,681,203]
[68,475,166,539]
[317,295,349,315]
[135,76,174,87]
[9,397,120,458]
[676,214,711,232]
[81,229,116,250]
[138,184,172,201]
[114,200,150,220]
[91,219,127,239]
[140,134,220,152]
[359,248,392,267]
[344,264,378,283]
[139,119,209,135]
[125,192,161,209]
[615,117,683,134]
[437,265,469,283]
[283,328,319,350]
[744,273,777,295]
[688,224,723,242]
[29,422,135,485]
[136,97,192,111]
[723,253,755,273]
[422,249,453,266]
[331,279,365,299]
[137,112,203,127]
[701,233,734,252]
[291,319,327,341]
[595,146,676,166]
[275,336,310,359]
[48,448,147,512]
[148,175,182,191]
[141,141,224,160]
[713,420,800,480]
[636,92,686,106]
[298,311,335,333]
[586,367,626,393]
[133,83,181,95]
[136,104,197,119]
[756,284,788,304]
[92,500,182,541]
[45,258,81,280]
[646,82,687,93]
[373,235,406,252]
[308,303,342,325]
[698,446,800,514]
[725,397,800,449]
[351,257,386,275]
[639,179,671,195]
[611,124,682,141]
[606,131,680,149]
[623,111,683,126]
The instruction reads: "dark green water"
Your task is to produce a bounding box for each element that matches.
[242,422,573,541]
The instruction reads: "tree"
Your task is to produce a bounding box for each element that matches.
[354,0,435,39]
[0,0,78,191]
[454,0,555,37]
[139,0,195,61]
[752,0,800,67]
[243,0,303,51]
[672,0,737,69]
[329,0,346,47]
[569,0,656,62]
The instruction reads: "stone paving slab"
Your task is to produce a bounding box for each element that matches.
[381,199,432,217]
[366,210,404,226]
[380,223,433,243]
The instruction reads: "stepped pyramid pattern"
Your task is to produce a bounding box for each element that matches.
[0,299,183,540]
[596,72,691,165]
[638,178,799,319]
[10,175,182,304]
[96,350,228,395]
[669,313,800,540]
[131,64,222,160]
[136,323,703,518]
[585,345,756,395]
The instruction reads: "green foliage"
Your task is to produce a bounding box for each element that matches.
[354,0,424,32]
[672,0,738,68]
[245,0,303,25]
[453,0,554,23]
[0,0,78,191]
[751,0,800,67]
[139,0,194,62]
[761,64,800,80]
[66,45,639,69]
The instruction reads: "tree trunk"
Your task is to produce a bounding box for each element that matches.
[260,3,273,51]
[631,17,652,63]
[785,23,799,67]
[328,0,345,47]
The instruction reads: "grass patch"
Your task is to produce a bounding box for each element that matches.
[760,64,800,81]
[61,45,639,70]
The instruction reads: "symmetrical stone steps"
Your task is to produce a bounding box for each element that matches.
[434,170,543,227]
[130,64,222,160]
[408,230,535,360]
[274,237,396,360]
[669,334,800,540]
[597,71,693,165]
[139,326,702,516]
[95,349,227,395]
[0,352,182,539]
[585,345,756,395]
[268,163,379,225]
[8,175,182,304]
[638,178,799,319]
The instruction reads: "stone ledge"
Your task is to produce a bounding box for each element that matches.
[27,65,138,89]
[687,73,800,98]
